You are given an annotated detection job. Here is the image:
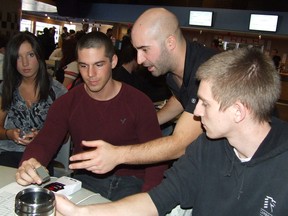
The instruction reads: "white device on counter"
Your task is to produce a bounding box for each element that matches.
[44,176,82,196]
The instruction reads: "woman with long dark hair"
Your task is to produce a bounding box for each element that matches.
[0,32,67,168]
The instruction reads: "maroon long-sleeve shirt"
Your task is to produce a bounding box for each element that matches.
[21,83,167,191]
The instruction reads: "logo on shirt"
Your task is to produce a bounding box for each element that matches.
[191,98,197,104]
[120,118,126,124]
[259,195,276,216]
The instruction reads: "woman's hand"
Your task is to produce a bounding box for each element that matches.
[18,128,38,145]
[5,128,22,143]
[6,128,38,145]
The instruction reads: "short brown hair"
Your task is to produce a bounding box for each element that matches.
[196,48,280,122]
[76,31,115,61]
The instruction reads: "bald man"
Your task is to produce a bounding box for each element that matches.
[68,8,217,173]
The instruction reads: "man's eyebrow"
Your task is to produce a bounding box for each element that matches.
[78,60,106,65]
[197,94,202,100]
[197,94,206,102]
[135,45,149,50]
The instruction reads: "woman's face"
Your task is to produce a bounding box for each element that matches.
[16,41,39,79]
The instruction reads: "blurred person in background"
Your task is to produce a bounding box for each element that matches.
[0,34,9,82]
[38,27,56,60]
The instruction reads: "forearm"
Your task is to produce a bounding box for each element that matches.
[69,113,202,173]
[157,96,184,125]
[0,109,8,140]
[0,128,8,140]
[120,112,202,164]
[120,135,187,165]
[77,193,158,216]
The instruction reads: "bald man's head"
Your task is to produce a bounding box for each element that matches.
[132,8,181,42]
[131,8,185,77]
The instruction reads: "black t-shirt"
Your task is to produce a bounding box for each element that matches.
[166,41,217,113]
[113,66,143,91]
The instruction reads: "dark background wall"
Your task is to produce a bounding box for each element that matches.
[56,2,288,36]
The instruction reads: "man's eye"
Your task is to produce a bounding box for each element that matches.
[96,63,104,67]
[79,64,87,68]
[29,53,35,57]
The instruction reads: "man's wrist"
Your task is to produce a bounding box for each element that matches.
[117,145,132,165]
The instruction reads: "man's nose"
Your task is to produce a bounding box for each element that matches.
[88,67,97,77]
[137,52,145,65]
[193,102,202,117]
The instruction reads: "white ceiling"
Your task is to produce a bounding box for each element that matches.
[22,0,57,12]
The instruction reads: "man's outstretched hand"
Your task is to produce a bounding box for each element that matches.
[69,140,124,174]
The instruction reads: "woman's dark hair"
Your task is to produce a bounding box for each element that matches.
[1,32,51,110]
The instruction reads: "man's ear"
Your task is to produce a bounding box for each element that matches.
[166,35,176,51]
[233,101,246,123]
[111,54,118,69]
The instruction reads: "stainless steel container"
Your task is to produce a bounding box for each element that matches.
[15,187,55,216]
